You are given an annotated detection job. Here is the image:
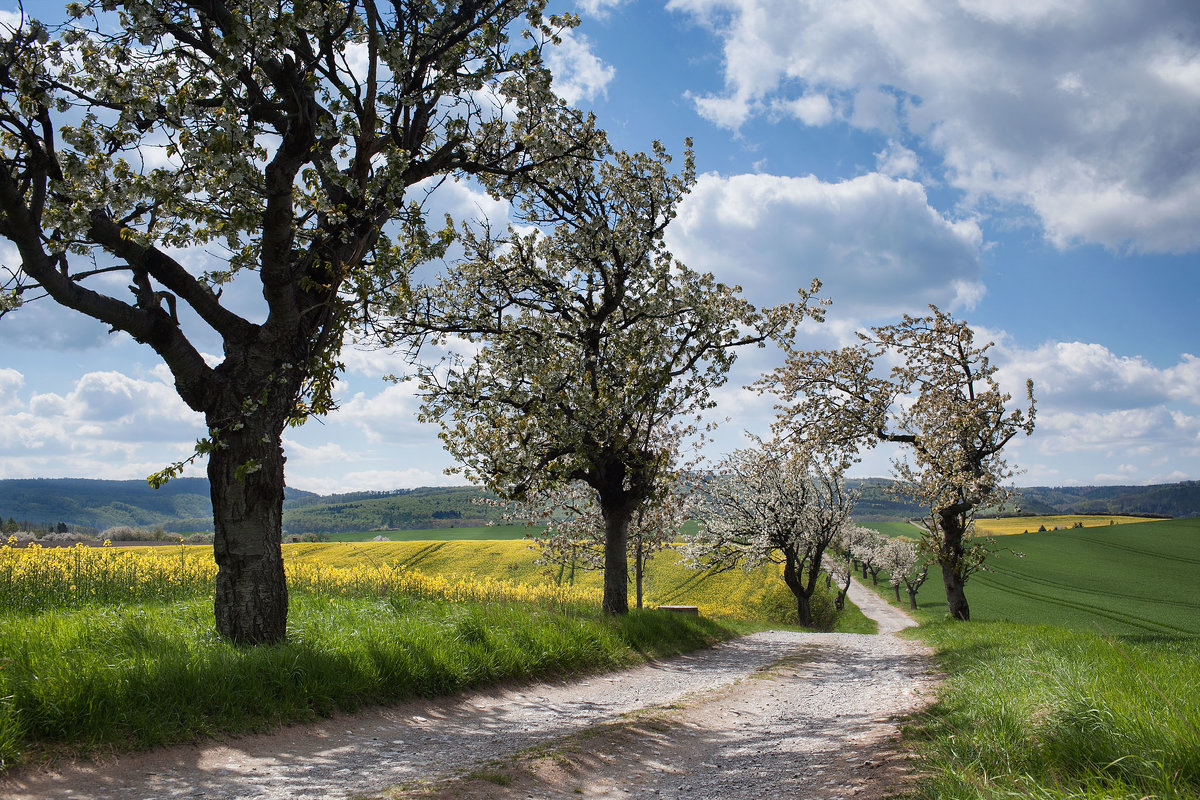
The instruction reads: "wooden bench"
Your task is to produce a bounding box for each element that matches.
[656,605,699,616]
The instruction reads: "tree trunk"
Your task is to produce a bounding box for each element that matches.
[941,562,970,621]
[634,536,644,610]
[208,406,290,645]
[893,583,901,602]
[936,507,971,621]
[600,505,631,615]
[907,588,919,610]
[782,551,814,627]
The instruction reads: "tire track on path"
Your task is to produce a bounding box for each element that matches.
[4,581,934,800]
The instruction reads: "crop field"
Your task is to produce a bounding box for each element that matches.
[278,540,866,627]
[863,514,1160,540]
[858,520,917,539]
[107,537,868,628]
[888,517,1200,635]
[319,525,532,542]
[973,513,1164,536]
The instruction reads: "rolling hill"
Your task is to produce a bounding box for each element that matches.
[2,476,1197,534]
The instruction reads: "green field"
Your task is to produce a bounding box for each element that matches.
[319,525,533,542]
[859,520,918,539]
[888,517,1200,635]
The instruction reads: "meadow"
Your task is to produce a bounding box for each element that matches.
[871,518,1200,636]
[0,536,864,774]
[861,517,1200,800]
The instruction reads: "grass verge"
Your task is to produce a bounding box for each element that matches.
[853,567,1200,798]
[0,595,733,774]
[904,621,1200,799]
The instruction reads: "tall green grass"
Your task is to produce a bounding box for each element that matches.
[0,594,732,773]
[907,622,1200,800]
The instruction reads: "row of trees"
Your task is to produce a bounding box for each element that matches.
[2,0,1032,643]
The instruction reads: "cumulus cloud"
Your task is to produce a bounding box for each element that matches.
[0,368,22,411]
[574,0,628,19]
[985,338,1200,484]
[995,341,1200,411]
[667,0,1200,253]
[0,369,206,480]
[337,381,434,445]
[666,171,984,319]
[544,28,616,105]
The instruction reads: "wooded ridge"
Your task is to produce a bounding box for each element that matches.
[0,477,1193,534]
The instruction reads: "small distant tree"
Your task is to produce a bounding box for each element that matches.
[686,443,857,627]
[880,537,929,609]
[407,138,822,614]
[765,306,1035,621]
[851,527,887,584]
[825,549,853,611]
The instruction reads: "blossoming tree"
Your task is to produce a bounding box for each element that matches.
[686,442,857,627]
[0,0,582,643]
[765,306,1035,620]
[407,138,823,614]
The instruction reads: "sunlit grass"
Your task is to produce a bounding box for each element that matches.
[905,622,1200,800]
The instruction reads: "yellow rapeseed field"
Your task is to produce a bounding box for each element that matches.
[973,514,1164,536]
[0,539,599,612]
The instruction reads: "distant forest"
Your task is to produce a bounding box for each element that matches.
[1,477,1196,534]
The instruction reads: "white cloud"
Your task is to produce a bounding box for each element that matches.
[0,368,23,410]
[668,0,1200,254]
[995,341,1200,411]
[544,28,616,105]
[875,140,920,178]
[574,0,627,18]
[337,381,432,445]
[666,170,984,319]
[775,92,836,126]
[0,368,207,480]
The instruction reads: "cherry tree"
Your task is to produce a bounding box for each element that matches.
[407,138,822,615]
[686,442,856,628]
[520,480,683,606]
[765,306,1035,620]
[850,526,888,584]
[0,0,581,643]
[880,537,929,610]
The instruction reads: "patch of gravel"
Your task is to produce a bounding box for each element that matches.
[3,580,935,800]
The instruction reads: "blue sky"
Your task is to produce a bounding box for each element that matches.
[1,0,1198,494]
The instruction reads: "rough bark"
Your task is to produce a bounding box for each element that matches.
[941,562,970,621]
[204,356,300,644]
[601,507,631,615]
[937,506,971,621]
[209,420,289,644]
[782,550,817,628]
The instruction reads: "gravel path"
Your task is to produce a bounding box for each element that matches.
[4,579,935,800]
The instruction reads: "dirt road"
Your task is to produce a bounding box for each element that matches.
[4,579,935,800]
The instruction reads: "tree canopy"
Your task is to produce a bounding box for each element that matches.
[408,137,824,614]
[765,306,1035,620]
[0,0,584,642]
